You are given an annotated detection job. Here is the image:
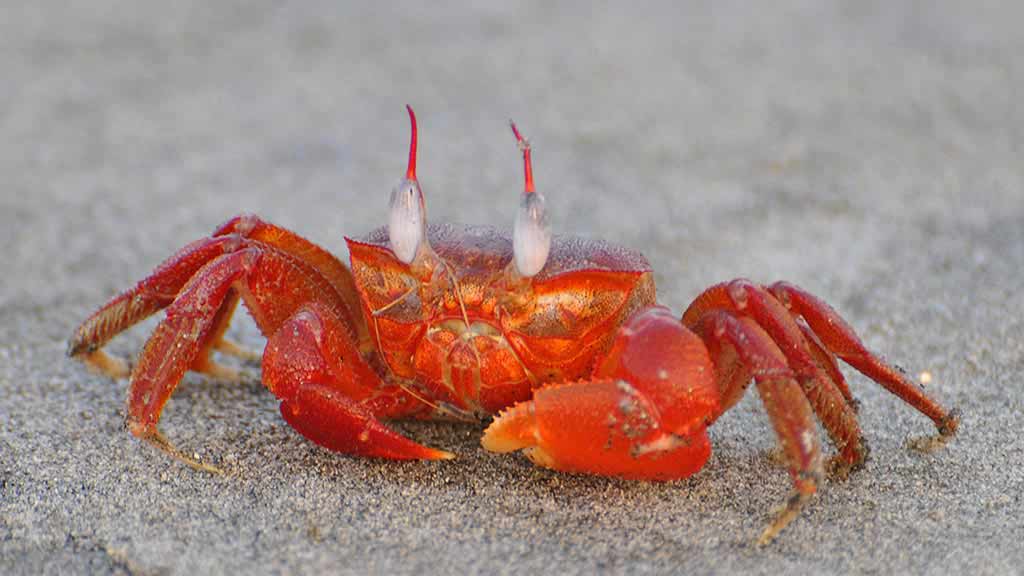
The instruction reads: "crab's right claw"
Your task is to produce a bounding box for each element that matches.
[263,303,453,461]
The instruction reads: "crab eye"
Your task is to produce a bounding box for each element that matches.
[388,105,427,265]
[513,189,550,277]
[389,178,425,264]
[509,120,550,277]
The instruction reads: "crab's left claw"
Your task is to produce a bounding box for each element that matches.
[483,379,713,480]
[483,307,719,481]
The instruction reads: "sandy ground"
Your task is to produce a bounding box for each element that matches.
[2,1,1023,574]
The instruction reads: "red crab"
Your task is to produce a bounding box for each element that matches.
[69,106,958,544]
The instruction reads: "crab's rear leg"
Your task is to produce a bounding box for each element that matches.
[123,246,327,467]
[68,235,243,378]
[68,215,366,379]
[690,310,823,545]
[125,249,261,471]
[768,281,960,442]
[685,281,869,474]
[213,214,369,348]
[127,246,446,470]
[186,289,248,382]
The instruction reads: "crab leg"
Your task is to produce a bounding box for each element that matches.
[68,234,243,378]
[690,311,825,488]
[122,241,367,467]
[683,280,868,472]
[125,249,257,470]
[768,281,960,438]
[213,214,369,347]
[68,215,366,379]
[126,244,445,468]
[264,303,449,460]
[796,322,857,409]
[187,289,246,381]
[689,310,823,544]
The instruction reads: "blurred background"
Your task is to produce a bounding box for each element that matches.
[2,1,1022,574]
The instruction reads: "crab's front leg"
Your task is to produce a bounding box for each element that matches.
[483,306,823,544]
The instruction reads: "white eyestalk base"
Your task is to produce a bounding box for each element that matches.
[513,191,551,278]
[388,179,427,264]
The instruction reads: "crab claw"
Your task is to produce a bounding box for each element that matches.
[279,382,455,461]
[264,303,455,461]
[484,307,720,480]
[483,379,711,481]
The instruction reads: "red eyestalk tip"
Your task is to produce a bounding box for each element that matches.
[509,120,534,194]
[405,104,418,180]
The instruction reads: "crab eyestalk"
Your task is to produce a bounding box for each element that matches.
[509,121,551,278]
[388,105,429,265]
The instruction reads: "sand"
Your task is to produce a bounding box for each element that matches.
[2,2,1022,574]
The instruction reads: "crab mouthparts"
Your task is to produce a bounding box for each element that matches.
[433,318,505,341]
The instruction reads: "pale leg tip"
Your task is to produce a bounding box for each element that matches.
[140,429,225,474]
[79,350,131,379]
[757,490,812,546]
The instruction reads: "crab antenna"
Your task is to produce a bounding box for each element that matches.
[406,104,418,180]
[509,120,534,194]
